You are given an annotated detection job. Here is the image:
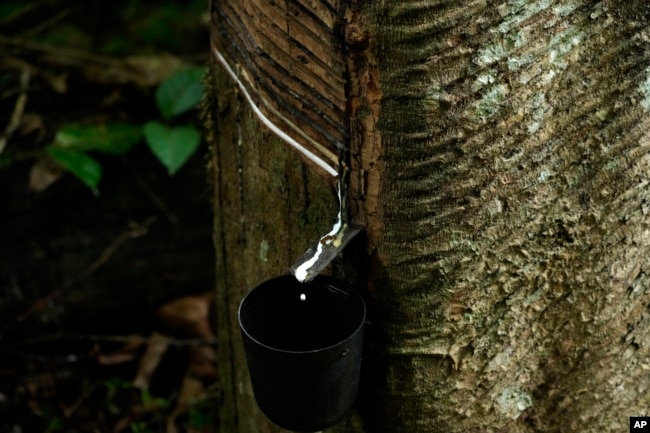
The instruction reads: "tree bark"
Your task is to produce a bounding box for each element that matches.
[207,1,650,432]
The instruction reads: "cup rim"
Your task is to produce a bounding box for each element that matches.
[238,274,366,355]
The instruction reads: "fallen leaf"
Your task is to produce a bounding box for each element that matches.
[113,405,145,433]
[42,70,68,94]
[155,293,214,339]
[19,112,45,137]
[91,340,143,366]
[133,332,170,391]
[166,376,205,433]
[189,346,217,380]
[28,155,65,192]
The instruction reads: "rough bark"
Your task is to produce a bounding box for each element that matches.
[209,1,650,432]
[204,70,339,432]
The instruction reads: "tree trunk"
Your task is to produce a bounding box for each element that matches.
[206,1,650,432]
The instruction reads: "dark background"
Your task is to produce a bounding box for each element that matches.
[0,1,218,432]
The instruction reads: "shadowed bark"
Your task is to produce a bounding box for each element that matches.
[208,1,650,432]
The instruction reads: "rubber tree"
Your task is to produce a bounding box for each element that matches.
[205,1,650,432]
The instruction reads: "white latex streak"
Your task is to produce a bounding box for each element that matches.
[212,47,338,177]
[294,180,344,282]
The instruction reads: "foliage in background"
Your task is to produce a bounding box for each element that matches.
[145,67,204,175]
[0,0,207,56]
[46,66,205,194]
[0,2,216,432]
[0,0,208,193]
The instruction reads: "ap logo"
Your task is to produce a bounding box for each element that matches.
[631,417,650,432]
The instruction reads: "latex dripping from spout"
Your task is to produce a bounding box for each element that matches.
[290,164,360,283]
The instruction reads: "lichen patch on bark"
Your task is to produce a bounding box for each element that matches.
[371,1,650,432]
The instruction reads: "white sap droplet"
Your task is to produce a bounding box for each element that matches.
[300,293,306,301]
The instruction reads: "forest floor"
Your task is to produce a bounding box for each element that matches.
[0,1,219,432]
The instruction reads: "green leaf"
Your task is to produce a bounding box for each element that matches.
[189,404,215,430]
[155,67,205,120]
[44,415,63,433]
[143,121,201,175]
[140,389,170,410]
[54,122,142,155]
[47,148,102,195]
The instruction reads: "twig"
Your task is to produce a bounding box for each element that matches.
[22,332,217,347]
[63,381,99,418]
[0,290,60,339]
[21,9,70,38]
[0,35,191,88]
[125,160,180,225]
[0,66,30,154]
[0,0,66,36]
[72,216,159,284]
[0,217,159,338]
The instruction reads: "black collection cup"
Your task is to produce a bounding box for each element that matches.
[238,275,366,432]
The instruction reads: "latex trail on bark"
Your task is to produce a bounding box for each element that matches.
[290,179,360,282]
[209,0,348,178]
[210,0,358,281]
